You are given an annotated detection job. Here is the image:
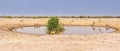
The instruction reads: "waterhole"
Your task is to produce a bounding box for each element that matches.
[12,26,115,35]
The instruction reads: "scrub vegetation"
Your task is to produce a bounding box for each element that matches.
[46,16,64,34]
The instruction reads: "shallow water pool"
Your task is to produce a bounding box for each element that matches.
[12,26,115,35]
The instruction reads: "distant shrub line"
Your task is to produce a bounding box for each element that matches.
[0,16,120,18]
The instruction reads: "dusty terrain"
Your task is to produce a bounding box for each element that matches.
[0,18,120,51]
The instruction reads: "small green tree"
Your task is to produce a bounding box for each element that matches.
[47,16,64,34]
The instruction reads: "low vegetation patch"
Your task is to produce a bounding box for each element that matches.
[6,16,13,18]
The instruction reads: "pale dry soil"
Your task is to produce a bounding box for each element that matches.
[0,18,120,51]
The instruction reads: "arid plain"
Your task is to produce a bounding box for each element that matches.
[0,18,120,51]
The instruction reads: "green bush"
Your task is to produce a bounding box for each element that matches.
[46,16,64,34]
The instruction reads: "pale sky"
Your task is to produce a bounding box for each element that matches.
[0,0,120,16]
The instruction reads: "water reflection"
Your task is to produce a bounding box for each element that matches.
[92,26,95,31]
[92,26,102,33]
[12,26,115,35]
[98,29,102,33]
[106,27,109,30]
[105,24,109,30]
[34,26,40,29]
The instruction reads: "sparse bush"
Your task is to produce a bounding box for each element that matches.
[6,16,12,18]
[80,16,84,18]
[33,16,41,19]
[46,16,64,34]
[21,15,25,18]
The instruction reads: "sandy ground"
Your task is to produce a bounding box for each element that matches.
[0,18,120,51]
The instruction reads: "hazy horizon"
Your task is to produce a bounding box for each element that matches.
[0,0,120,16]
